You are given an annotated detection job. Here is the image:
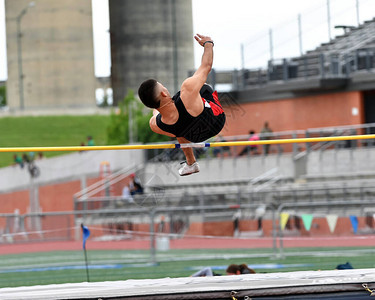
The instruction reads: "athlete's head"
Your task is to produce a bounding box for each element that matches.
[138,79,171,109]
[138,79,159,108]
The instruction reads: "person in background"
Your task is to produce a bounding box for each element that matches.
[238,130,260,156]
[36,152,45,160]
[192,263,256,277]
[213,135,231,157]
[129,173,144,195]
[191,267,214,277]
[260,121,273,155]
[121,185,134,203]
[13,154,24,168]
[87,136,95,146]
[226,264,256,275]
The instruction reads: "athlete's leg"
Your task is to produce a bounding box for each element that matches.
[176,137,200,176]
[176,137,196,165]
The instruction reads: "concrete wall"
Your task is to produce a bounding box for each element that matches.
[143,154,296,186]
[5,0,96,111]
[109,0,194,104]
[307,147,375,176]
[0,149,144,216]
[142,147,375,187]
[0,149,144,193]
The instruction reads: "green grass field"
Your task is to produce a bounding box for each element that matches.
[0,115,110,168]
[1,247,374,288]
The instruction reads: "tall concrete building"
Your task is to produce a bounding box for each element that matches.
[5,0,96,112]
[109,0,194,105]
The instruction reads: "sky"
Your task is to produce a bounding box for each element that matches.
[1,0,375,81]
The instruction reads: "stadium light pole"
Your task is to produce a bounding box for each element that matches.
[356,0,360,26]
[16,1,35,110]
[269,28,274,61]
[326,0,332,40]
[171,0,178,93]
[298,14,303,55]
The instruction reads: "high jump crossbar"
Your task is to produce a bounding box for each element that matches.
[0,134,375,153]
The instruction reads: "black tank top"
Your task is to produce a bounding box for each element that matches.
[156,91,225,143]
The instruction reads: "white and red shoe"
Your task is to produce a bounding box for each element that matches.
[178,161,200,176]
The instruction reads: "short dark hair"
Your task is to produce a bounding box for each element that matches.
[226,264,240,274]
[138,79,160,109]
[239,264,256,274]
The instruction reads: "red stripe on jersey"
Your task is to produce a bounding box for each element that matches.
[201,92,224,116]
[212,91,223,108]
[210,101,224,116]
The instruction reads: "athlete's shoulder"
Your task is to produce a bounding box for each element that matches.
[149,115,158,131]
[149,114,176,138]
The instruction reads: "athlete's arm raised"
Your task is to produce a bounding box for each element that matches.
[180,34,214,110]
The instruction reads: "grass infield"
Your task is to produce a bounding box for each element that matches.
[0,115,110,168]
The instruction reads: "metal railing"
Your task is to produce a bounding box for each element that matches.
[144,123,375,165]
[71,176,375,228]
[3,199,375,262]
[0,204,276,257]
[72,122,375,206]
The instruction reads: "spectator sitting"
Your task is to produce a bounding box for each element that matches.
[238,130,260,156]
[22,153,31,164]
[129,173,144,195]
[21,152,40,178]
[213,135,231,157]
[122,185,134,203]
[28,152,35,160]
[13,154,24,168]
[87,136,95,146]
[36,152,45,160]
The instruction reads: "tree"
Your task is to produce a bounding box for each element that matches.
[0,85,6,107]
[107,90,169,145]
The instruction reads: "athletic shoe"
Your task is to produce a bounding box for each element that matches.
[178,161,200,176]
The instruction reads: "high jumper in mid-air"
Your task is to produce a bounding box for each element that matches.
[138,34,226,176]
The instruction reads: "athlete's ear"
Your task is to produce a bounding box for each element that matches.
[161,90,168,98]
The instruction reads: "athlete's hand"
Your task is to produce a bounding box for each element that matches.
[194,34,213,47]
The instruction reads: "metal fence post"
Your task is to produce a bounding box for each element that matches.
[292,132,298,157]
[199,192,205,221]
[271,205,278,257]
[150,209,156,264]
[305,130,311,153]
[237,187,241,206]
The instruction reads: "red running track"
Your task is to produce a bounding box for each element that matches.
[1,235,375,255]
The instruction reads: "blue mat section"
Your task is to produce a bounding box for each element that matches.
[0,262,158,273]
